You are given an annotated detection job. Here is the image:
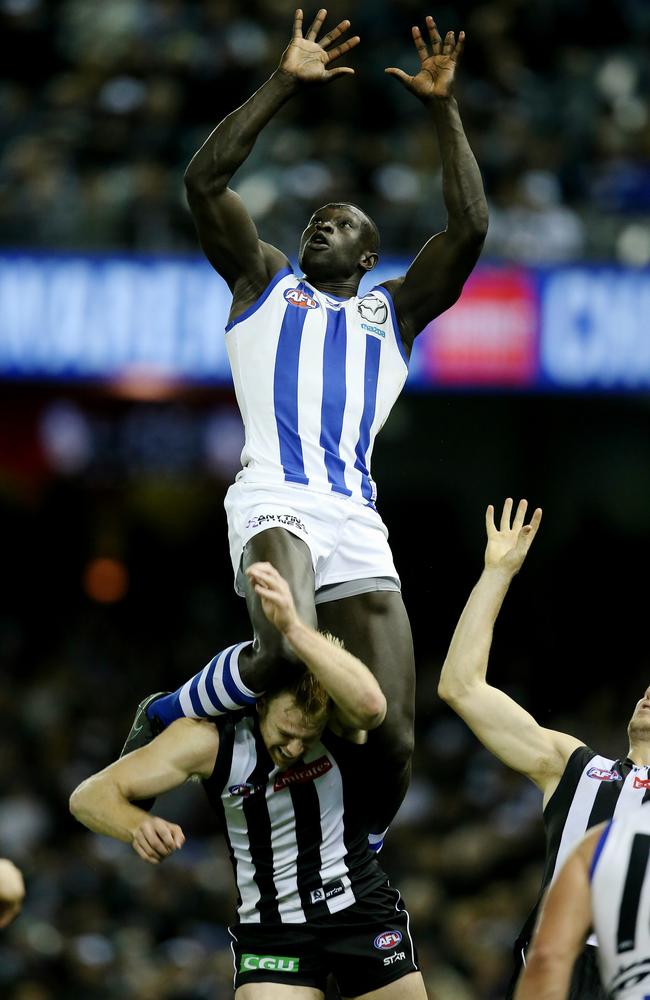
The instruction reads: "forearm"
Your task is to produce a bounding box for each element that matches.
[283,621,386,729]
[430,97,488,235]
[70,776,147,844]
[515,953,574,1000]
[438,567,513,698]
[185,70,297,190]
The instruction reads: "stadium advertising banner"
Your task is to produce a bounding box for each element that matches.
[1,252,648,391]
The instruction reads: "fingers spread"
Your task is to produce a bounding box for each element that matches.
[426,15,442,52]
[412,25,429,63]
[293,8,303,38]
[385,67,411,86]
[442,30,455,55]
[499,498,513,532]
[512,498,528,532]
[326,36,360,63]
[320,18,350,49]
[485,503,496,534]
[306,8,327,41]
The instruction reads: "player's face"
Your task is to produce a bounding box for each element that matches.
[298,205,374,280]
[628,686,650,736]
[258,692,327,770]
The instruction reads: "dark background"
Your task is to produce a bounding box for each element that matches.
[1,1,650,998]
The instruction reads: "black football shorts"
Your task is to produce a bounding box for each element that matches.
[230,882,419,996]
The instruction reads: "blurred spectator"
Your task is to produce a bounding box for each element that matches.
[0,0,649,261]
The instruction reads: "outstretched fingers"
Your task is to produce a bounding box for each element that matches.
[499,497,514,532]
[426,15,442,53]
[320,17,351,48]
[512,498,528,533]
[293,8,304,38]
[411,24,430,64]
[326,34,360,64]
[485,503,496,536]
[305,7,327,41]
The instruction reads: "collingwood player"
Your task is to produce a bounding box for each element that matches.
[72,562,427,999]
[516,805,650,1000]
[120,7,488,842]
[438,498,650,1000]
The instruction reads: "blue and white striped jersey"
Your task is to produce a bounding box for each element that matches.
[225,268,409,507]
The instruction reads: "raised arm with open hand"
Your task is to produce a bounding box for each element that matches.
[385,15,463,100]
[279,8,360,85]
[438,499,582,799]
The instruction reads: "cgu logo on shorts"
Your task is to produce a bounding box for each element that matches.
[240,953,300,973]
[284,288,320,309]
[587,767,621,782]
[374,930,402,951]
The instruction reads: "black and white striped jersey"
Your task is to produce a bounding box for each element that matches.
[202,711,386,925]
[591,802,650,1000]
[519,746,650,951]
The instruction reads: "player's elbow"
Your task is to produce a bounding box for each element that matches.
[360,691,387,730]
[69,779,90,822]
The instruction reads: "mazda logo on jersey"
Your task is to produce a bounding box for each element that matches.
[358,294,388,325]
[284,288,320,309]
[374,930,403,951]
[587,767,621,782]
[273,755,332,792]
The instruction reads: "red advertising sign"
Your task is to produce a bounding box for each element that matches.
[420,267,538,386]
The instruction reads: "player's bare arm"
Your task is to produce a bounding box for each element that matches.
[247,561,387,733]
[515,827,601,1000]
[184,8,359,306]
[438,499,583,800]
[382,16,488,349]
[69,719,219,864]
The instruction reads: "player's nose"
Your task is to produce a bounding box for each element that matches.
[286,739,304,758]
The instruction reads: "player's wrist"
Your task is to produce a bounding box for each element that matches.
[272,66,302,94]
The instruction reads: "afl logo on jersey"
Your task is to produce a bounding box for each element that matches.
[284,288,320,309]
[229,782,264,797]
[374,931,402,951]
[587,767,621,782]
[358,294,388,325]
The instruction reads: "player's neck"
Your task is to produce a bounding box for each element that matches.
[303,275,362,299]
[627,743,650,766]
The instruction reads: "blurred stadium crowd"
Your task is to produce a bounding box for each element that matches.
[1,0,650,264]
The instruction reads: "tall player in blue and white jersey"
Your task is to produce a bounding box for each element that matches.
[516,804,650,1000]
[122,9,488,839]
[74,563,428,999]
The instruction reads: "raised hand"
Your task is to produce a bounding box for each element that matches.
[386,15,464,101]
[246,561,300,634]
[279,8,360,85]
[485,499,542,576]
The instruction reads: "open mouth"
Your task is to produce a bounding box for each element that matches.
[309,233,330,248]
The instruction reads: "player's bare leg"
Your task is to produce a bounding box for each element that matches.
[317,591,415,833]
[344,972,427,999]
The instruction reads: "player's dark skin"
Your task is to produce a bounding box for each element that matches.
[184,8,488,830]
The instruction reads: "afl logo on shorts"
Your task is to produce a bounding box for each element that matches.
[374,930,402,951]
[284,288,320,309]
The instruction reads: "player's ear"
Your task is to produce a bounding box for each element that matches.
[359,251,379,272]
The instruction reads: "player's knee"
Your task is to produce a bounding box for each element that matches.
[248,636,303,690]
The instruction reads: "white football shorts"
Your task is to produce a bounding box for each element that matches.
[224,480,400,602]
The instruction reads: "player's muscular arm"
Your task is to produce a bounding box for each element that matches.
[438,500,582,797]
[247,562,386,732]
[184,9,360,291]
[383,18,488,348]
[69,720,219,862]
[515,829,600,1000]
